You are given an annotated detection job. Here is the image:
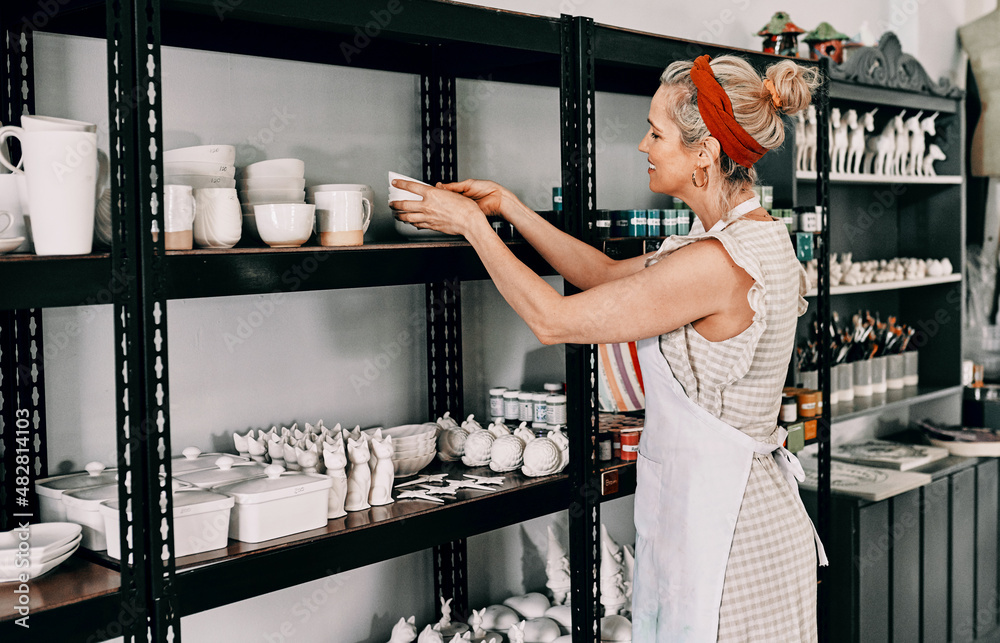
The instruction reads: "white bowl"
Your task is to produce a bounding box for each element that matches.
[253,203,315,248]
[0,522,82,561]
[164,144,236,165]
[388,171,428,204]
[166,175,236,189]
[240,158,305,179]
[392,451,437,477]
[393,444,437,459]
[367,423,439,441]
[164,160,236,178]
[240,177,306,191]
[240,188,306,204]
[0,542,78,583]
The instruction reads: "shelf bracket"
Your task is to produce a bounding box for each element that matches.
[0,9,34,165]
[433,538,469,625]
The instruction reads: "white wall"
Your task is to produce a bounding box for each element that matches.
[30,2,971,641]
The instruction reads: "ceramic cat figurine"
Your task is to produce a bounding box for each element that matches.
[246,432,268,463]
[369,433,395,506]
[233,429,252,456]
[388,616,417,643]
[323,440,348,519]
[417,625,444,643]
[345,436,372,512]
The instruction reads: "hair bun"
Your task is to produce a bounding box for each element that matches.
[764,60,820,115]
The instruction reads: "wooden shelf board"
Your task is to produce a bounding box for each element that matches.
[805,274,961,297]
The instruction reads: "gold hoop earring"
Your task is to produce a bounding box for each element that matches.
[691,167,709,188]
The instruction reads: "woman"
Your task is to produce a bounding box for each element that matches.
[392,54,823,642]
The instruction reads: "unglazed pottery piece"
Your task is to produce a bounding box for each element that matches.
[489,434,525,473]
[233,430,251,456]
[461,430,495,467]
[344,437,372,512]
[513,423,535,445]
[437,427,469,462]
[460,414,483,433]
[267,434,286,464]
[246,433,268,463]
[487,420,511,439]
[436,411,460,430]
[322,439,348,519]
[479,604,521,632]
[507,622,525,643]
[369,433,395,506]
[503,593,550,619]
[545,525,571,605]
[600,614,632,642]
[543,605,571,631]
[282,441,301,471]
[547,430,570,472]
[417,625,444,643]
[521,438,562,477]
[388,616,418,643]
[448,634,471,643]
[469,608,487,637]
[520,617,561,642]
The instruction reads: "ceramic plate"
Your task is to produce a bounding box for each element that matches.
[0,522,81,559]
[0,237,25,254]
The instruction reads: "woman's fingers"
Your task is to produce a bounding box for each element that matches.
[391,179,432,197]
[389,199,424,212]
[439,179,474,194]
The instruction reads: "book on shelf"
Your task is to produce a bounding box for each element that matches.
[797,455,933,502]
[830,439,949,471]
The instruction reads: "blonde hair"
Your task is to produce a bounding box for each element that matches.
[659,55,820,219]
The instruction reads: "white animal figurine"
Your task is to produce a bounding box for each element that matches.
[794,111,805,167]
[846,108,874,174]
[389,616,418,643]
[282,441,301,471]
[369,432,395,506]
[923,143,946,176]
[901,110,925,175]
[892,110,909,175]
[865,112,898,175]
[799,104,817,172]
[507,621,526,643]
[469,608,487,638]
[246,432,268,463]
[233,430,252,457]
[438,597,453,629]
[295,444,320,474]
[417,625,444,643]
[344,436,372,512]
[830,107,850,174]
[545,525,572,605]
[448,634,471,643]
[623,544,635,610]
[322,439,348,519]
[913,112,939,175]
[267,433,286,466]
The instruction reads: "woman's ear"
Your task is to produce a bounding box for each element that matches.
[699,136,721,166]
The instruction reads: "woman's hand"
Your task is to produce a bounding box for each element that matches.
[390,179,487,238]
[438,179,513,218]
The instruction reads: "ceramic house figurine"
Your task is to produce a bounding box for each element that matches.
[345,436,372,512]
[389,616,418,643]
[803,21,850,63]
[369,432,395,506]
[545,525,572,605]
[757,11,805,57]
[322,439,348,519]
[417,625,444,643]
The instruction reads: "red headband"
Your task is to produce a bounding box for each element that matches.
[689,55,767,168]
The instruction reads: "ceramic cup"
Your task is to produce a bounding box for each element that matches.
[871,355,887,394]
[164,185,195,250]
[852,359,873,397]
[314,190,372,247]
[835,362,854,402]
[20,114,97,133]
[192,187,241,248]
[886,353,905,390]
[0,174,30,252]
[0,127,98,255]
[903,351,919,387]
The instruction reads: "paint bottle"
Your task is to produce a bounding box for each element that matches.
[489,387,507,420]
[646,209,661,236]
[503,390,520,422]
[518,391,534,423]
[779,395,798,423]
[532,393,549,427]
[545,394,567,428]
[628,209,647,237]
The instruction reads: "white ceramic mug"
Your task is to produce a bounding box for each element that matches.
[314,190,371,247]
[20,115,97,133]
[164,184,195,250]
[0,127,98,255]
[193,187,241,248]
[0,174,30,252]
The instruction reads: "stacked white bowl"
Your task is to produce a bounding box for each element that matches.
[0,522,82,582]
[365,423,438,477]
[238,159,313,247]
[164,145,237,189]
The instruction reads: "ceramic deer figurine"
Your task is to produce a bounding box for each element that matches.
[369,432,395,506]
[798,104,817,172]
[417,625,444,643]
[344,436,372,512]
[322,439,348,519]
[388,616,418,643]
[848,108,876,174]
[911,111,938,175]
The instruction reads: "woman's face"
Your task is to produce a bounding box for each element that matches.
[638,85,701,196]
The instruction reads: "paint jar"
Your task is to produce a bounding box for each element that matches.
[545,394,567,428]
[836,362,854,402]
[779,395,798,422]
[816,391,823,416]
[489,387,507,420]
[594,209,611,240]
[886,353,905,389]
[852,359,873,397]
[518,391,534,423]
[646,209,661,236]
[903,351,919,386]
[676,210,691,235]
[760,185,773,211]
[552,187,563,212]
[598,431,613,461]
[796,391,819,418]
[663,209,677,236]
[620,429,641,461]
[532,393,549,426]
[612,210,630,238]
[544,382,565,394]
[871,356,887,394]
[628,209,647,237]
[503,390,521,422]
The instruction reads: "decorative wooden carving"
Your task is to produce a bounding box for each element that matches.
[830,32,964,99]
